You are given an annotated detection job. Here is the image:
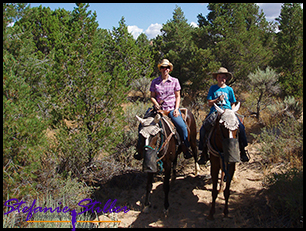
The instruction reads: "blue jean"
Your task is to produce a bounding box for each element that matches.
[168,109,190,147]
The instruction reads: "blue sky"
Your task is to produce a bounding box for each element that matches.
[28,3,292,40]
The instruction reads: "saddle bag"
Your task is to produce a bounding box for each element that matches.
[143,148,158,173]
[222,138,240,163]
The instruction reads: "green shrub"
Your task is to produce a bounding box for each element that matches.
[3,173,94,228]
[264,168,303,227]
[251,116,303,165]
[130,77,152,101]
[114,101,152,168]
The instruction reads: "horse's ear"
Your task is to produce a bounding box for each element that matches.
[232,102,240,112]
[136,115,145,125]
[214,103,224,114]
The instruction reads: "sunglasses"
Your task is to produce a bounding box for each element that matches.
[161,66,170,69]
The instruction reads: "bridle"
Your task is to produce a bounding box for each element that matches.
[138,110,176,172]
[143,115,175,162]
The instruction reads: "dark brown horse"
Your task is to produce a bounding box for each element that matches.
[207,102,241,220]
[136,108,199,214]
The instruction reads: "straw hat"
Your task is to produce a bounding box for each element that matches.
[212,67,233,82]
[157,59,173,72]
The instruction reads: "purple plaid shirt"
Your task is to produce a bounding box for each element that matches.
[149,75,181,111]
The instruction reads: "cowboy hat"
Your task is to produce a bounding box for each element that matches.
[157,59,173,72]
[212,67,233,82]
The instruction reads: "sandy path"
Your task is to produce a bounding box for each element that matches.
[95,143,267,228]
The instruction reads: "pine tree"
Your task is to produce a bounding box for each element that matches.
[156,6,220,98]
[47,4,132,177]
[136,33,154,80]
[272,3,303,99]
[198,3,275,87]
[3,3,49,199]
[17,6,72,58]
[160,5,194,84]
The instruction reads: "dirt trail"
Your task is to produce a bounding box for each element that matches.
[95,143,268,228]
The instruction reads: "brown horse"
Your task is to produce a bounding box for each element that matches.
[207,102,241,220]
[136,108,199,214]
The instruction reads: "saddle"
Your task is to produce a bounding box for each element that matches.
[157,108,189,146]
[157,108,188,123]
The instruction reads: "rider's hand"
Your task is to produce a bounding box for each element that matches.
[154,104,161,110]
[173,108,179,117]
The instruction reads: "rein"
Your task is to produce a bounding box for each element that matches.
[156,116,175,162]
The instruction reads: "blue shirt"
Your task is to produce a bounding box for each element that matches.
[207,85,236,114]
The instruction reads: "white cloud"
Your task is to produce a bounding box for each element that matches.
[128,25,143,40]
[256,3,283,21]
[145,23,162,40]
[190,22,198,28]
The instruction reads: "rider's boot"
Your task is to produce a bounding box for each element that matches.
[240,145,249,162]
[134,152,143,160]
[182,141,193,159]
[198,145,209,165]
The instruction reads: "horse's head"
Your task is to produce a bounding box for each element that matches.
[214,102,240,139]
[135,112,162,172]
[213,102,241,162]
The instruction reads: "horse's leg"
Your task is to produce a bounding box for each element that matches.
[171,154,177,184]
[223,163,236,218]
[163,162,171,215]
[218,170,225,194]
[191,141,200,176]
[207,154,220,220]
[186,111,200,176]
[143,172,153,213]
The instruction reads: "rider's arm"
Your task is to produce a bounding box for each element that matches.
[150,91,160,110]
[174,90,180,110]
[173,90,180,117]
[208,95,224,107]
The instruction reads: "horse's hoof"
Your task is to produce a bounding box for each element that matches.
[163,208,169,217]
[222,215,233,221]
[195,163,200,176]
[143,205,150,214]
